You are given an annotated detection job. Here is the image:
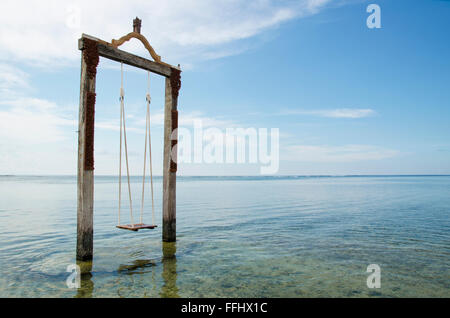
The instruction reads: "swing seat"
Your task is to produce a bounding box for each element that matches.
[116,223,157,231]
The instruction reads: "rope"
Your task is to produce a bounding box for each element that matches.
[140,83,148,224]
[118,62,134,226]
[147,71,156,226]
[118,66,156,229]
[139,71,156,226]
[118,63,123,226]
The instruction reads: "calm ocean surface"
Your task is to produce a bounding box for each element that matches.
[0,175,448,297]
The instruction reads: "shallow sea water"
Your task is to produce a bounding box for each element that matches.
[0,175,448,297]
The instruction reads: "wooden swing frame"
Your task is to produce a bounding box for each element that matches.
[76,18,181,261]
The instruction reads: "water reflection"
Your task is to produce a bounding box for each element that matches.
[75,260,93,298]
[118,259,156,275]
[73,242,180,297]
[160,242,179,298]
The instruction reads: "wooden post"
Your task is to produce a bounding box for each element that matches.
[163,69,180,242]
[77,38,98,261]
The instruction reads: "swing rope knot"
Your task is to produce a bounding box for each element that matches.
[146,93,151,103]
[119,88,125,101]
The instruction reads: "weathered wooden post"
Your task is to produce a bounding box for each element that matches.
[163,67,180,242]
[76,38,99,261]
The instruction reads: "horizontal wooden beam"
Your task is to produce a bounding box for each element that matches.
[78,34,179,77]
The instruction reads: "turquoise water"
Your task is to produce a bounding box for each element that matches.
[0,175,449,297]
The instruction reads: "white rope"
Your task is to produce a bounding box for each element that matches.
[118,66,156,229]
[118,62,134,226]
[118,63,123,226]
[139,71,156,226]
[140,86,149,224]
[147,71,156,226]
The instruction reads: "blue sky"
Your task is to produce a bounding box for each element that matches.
[0,0,449,175]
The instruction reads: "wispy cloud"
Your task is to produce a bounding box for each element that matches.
[0,64,30,96]
[0,106,74,143]
[0,0,332,66]
[0,65,79,174]
[284,144,399,163]
[0,65,75,144]
[96,109,236,134]
[280,108,376,118]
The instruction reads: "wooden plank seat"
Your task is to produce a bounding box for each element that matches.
[116,224,157,231]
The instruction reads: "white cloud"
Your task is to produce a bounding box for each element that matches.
[281,108,376,118]
[0,107,74,143]
[178,111,235,128]
[0,64,30,96]
[0,64,76,175]
[0,0,331,66]
[285,144,399,162]
[96,109,236,134]
[316,108,376,118]
[0,101,76,174]
[0,65,75,144]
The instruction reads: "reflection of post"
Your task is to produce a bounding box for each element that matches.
[75,260,94,298]
[160,242,179,298]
